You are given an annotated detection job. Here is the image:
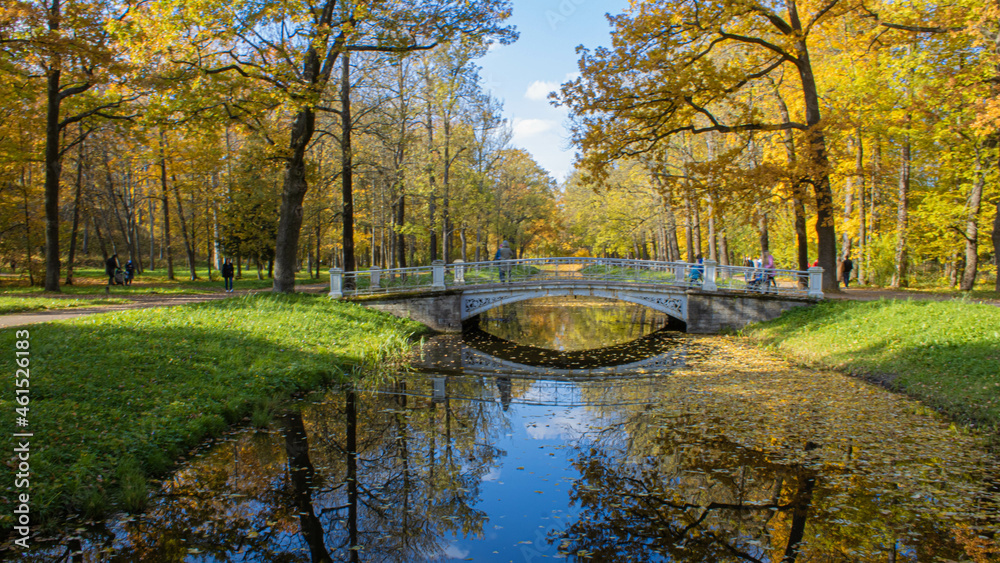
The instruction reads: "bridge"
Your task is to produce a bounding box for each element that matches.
[328,257,824,333]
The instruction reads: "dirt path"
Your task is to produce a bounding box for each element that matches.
[0,284,330,329]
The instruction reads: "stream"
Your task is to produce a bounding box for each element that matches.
[12,297,1000,561]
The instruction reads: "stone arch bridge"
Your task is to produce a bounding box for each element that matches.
[329,257,824,334]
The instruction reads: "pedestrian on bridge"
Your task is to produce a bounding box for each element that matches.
[762,251,776,293]
[496,241,514,282]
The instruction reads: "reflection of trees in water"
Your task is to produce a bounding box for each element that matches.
[288,379,509,561]
[553,379,1000,562]
[480,297,671,350]
[555,433,819,562]
[42,377,512,562]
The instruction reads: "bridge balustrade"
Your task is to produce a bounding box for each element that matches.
[329,257,824,299]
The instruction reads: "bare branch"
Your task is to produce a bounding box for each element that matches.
[718,31,796,61]
[805,0,842,36]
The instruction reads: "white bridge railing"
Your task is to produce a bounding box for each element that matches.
[329,257,824,299]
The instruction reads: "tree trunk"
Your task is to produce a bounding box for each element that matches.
[396,195,407,268]
[426,94,438,263]
[960,144,985,291]
[774,88,809,271]
[706,195,717,261]
[758,210,770,254]
[475,227,482,262]
[683,193,694,261]
[652,173,681,261]
[20,180,35,286]
[43,0,63,292]
[842,139,855,259]
[65,142,85,285]
[891,125,911,289]
[950,252,963,289]
[340,51,357,281]
[855,128,866,285]
[315,221,322,279]
[719,231,730,266]
[92,215,108,262]
[692,196,702,257]
[442,117,452,263]
[172,179,198,280]
[159,131,175,280]
[788,2,838,291]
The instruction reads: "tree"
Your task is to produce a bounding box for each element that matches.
[556,0,849,290]
[147,0,516,292]
[1,0,138,291]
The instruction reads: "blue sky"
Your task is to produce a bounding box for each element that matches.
[477,0,629,183]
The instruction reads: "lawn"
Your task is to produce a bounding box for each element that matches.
[0,296,131,315]
[743,298,1000,437]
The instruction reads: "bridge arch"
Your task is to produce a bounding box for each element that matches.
[460,283,688,323]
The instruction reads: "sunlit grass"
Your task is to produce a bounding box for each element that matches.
[0,293,426,529]
[743,299,1000,436]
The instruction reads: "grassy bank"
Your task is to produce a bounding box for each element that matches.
[743,298,1000,436]
[0,293,425,530]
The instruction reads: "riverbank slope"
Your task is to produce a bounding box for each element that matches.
[742,298,1000,440]
[0,293,425,532]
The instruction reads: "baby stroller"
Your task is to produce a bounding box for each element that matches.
[112,268,125,286]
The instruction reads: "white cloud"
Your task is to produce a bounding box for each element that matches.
[524,412,591,441]
[441,544,470,559]
[524,80,561,101]
[512,118,556,140]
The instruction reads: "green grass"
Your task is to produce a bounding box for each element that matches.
[743,299,1000,436]
[0,296,131,315]
[0,293,426,529]
[0,265,325,295]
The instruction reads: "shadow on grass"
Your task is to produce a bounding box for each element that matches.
[745,298,1000,433]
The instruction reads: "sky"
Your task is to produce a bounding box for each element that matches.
[476,0,630,183]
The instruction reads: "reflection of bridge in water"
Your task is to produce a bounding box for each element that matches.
[392,329,692,409]
[454,328,689,377]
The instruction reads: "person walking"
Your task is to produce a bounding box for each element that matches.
[841,253,854,288]
[105,254,120,286]
[762,251,776,293]
[498,241,514,282]
[222,258,235,292]
[689,253,704,283]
